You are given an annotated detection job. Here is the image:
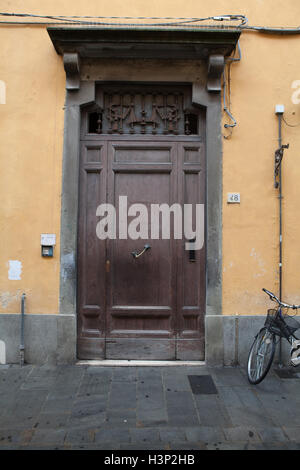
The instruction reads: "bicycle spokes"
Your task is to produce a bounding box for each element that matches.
[247,329,276,385]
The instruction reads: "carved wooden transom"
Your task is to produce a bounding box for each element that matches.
[88,85,199,135]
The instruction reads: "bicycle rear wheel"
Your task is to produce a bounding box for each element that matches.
[247,327,276,384]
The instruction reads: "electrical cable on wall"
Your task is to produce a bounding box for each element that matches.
[0,12,248,27]
[223,41,241,139]
[1,12,300,34]
[282,116,300,127]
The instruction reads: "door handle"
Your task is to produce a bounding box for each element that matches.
[131,244,151,259]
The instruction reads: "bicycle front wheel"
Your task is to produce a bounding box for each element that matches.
[247,327,276,384]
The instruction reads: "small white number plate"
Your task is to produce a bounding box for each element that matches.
[227,193,240,204]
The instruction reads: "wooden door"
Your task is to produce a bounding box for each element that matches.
[77,85,205,360]
[105,140,177,359]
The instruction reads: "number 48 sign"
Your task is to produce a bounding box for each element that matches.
[227,193,240,203]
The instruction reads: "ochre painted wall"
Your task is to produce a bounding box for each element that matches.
[0,21,65,314]
[0,0,300,315]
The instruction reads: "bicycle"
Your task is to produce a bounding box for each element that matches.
[247,288,300,385]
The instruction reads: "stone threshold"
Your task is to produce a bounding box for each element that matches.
[76,360,206,367]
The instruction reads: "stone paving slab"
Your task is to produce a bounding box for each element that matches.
[0,364,300,450]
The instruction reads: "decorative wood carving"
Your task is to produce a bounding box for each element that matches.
[105,92,182,135]
[87,87,199,135]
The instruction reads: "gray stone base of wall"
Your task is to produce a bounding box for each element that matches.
[0,313,293,366]
[0,314,76,365]
[205,315,293,367]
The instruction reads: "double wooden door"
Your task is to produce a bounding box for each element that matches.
[77,137,205,360]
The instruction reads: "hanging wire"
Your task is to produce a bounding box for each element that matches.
[223,68,236,139]
[1,12,300,34]
[282,116,300,127]
[243,24,300,34]
[223,42,241,138]
[0,12,248,27]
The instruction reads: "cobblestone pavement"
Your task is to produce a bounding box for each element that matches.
[0,364,300,450]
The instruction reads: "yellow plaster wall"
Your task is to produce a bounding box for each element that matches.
[0,23,65,313]
[0,0,300,315]
[222,30,300,314]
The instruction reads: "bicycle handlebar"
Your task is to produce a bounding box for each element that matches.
[262,288,300,309]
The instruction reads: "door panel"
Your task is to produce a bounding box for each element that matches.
[105,142,177,359]
[77,142,107,358]
[176,142,206,360]
[77,139,205,360]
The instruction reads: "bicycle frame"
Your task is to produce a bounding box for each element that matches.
[272,307,299,343]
